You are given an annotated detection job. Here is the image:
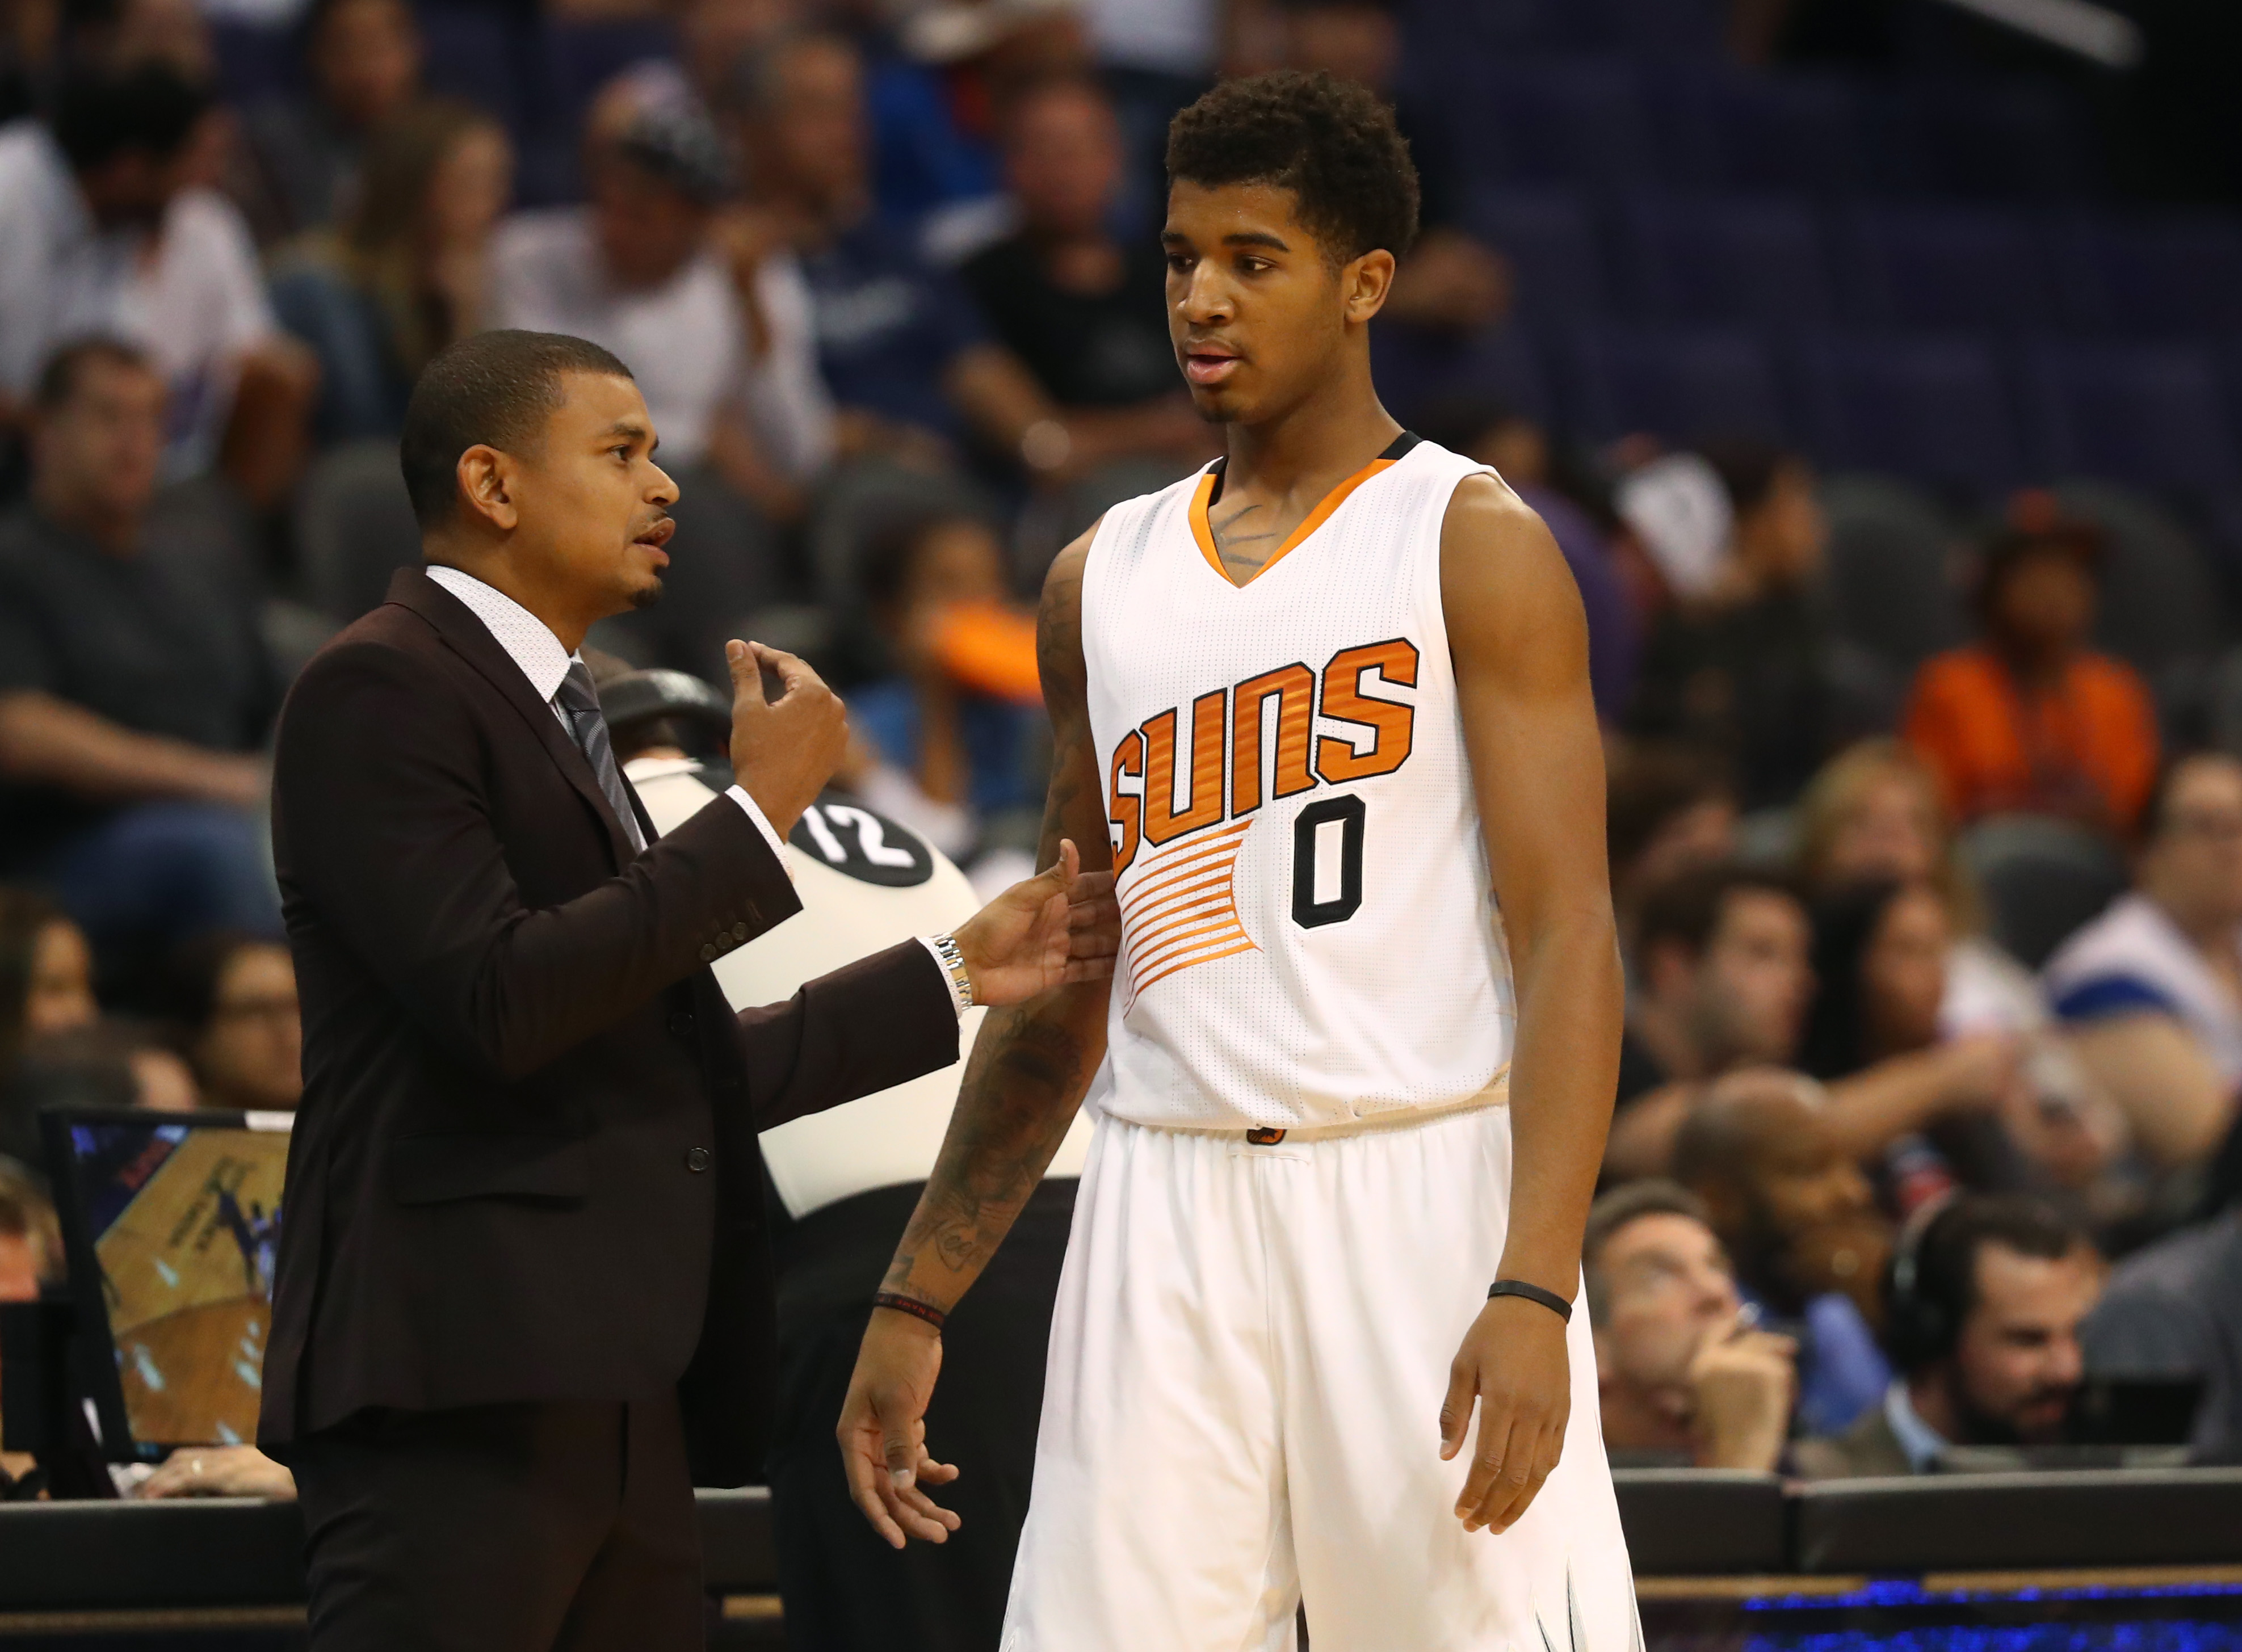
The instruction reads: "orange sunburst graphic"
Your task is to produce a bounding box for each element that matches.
[1119,818,1258,1006]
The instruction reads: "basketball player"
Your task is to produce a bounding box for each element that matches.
[838,71,1641,1647]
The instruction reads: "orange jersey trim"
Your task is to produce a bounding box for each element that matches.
[1190,455,1400,589]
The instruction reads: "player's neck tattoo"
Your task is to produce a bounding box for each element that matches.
[1210,497,1285,582]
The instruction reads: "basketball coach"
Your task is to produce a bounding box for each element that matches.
[258,330,1116,1651]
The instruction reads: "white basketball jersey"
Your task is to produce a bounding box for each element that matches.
[1081,434,1515,1131]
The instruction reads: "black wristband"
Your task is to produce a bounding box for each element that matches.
[1488,1279,1573,1323]
[871,1291,948,1332]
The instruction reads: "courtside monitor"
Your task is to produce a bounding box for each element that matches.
[40,1104,291,1461]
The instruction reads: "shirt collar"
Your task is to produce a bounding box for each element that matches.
[1884,1380,1950,1473]
[425,565,577,705]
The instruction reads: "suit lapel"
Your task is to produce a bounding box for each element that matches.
[384,567,637,868]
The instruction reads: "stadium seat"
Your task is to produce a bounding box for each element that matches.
[414,4,527,138]
[1593,0,1727,59]
[1615,192,1834,329]
[1558,323,1790,445]
[2025,341,2242,497]
[2053,480,2233,680]
[1835,203,2058,332]
[1794,333,2026,497]
[1868,77,2101,201]
[1374,322,1554,428]
[209,21,297,108]
[1819,473,1968,670]
[1645,69,1871,195]
[1461,186,1611,323]
[1466,60,1658,190]
[2050,211,2242,336]
[1959,814,2127,970]
[294,440,422,625]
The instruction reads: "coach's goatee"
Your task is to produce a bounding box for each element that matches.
[259,330,1116,1652]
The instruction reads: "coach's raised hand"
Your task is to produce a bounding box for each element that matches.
[726,638,846,837]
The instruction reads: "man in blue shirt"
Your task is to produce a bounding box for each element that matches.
[1673,1071,1898,1436]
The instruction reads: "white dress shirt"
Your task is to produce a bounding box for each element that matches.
[423,565,788,865]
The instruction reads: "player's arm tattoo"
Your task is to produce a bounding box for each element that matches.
[881,545,1112,1308]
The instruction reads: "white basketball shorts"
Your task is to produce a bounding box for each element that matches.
[1000,1103,1641,1652]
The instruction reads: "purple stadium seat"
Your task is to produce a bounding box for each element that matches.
[1835,204,2057,331]
[2025,342,2242,495]
[415,4,527,136]
[1616,193,1833,329]
[1646,69,1871,195]
[1866,77,2100,202]
[1589,0,1726,58]
[1373,323,1553,430]
[1558,324,1790,445]
[1795,333,2025,495]
[209,22,297,108]
[2049,211,2242,337]
[1461,186,1610,323]
[538,20,677,137]
[1464,60,1657,190]
[1398,0,1598,57]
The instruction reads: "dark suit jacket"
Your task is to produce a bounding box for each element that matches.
[259,568,959,1485]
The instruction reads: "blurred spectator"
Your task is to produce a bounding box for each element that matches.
[165,933,300,1112]
[0,339,282,972]
[1905,520,2159,837]
[1672,1071,1896,1435]
[1604,743,1738,941]
[1586,1180,1798,1472]
[2043,752,2242,1170]
[1419,401,1637,721]
[271,99,513,444]
[1618,864,1811,1106]
[1795,738,2043,1037]
[1277,0,1506,334]
[239,0,424,242]
[1795,1195,2103,1476]
[0,888,96,1070]
[959,75,1208,470]
[877,0,1091,254]
[1606,864,1811,1182]
[0,1154,57,1483]
[2084,1194,2242,1457]
[841,511,1043,882]
[1627,442,1836,811]
[136,1443,296,1498]
[0,64,316,505]
[3,1022,199,1138]
[733,31,1130,483]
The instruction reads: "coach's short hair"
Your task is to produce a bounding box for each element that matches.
[1165,70,1418,263]
[398,331,635,530]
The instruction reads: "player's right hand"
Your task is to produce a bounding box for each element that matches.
[839,1307,962,1548]
[727,639,846,838]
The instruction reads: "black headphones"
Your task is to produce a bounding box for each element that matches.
[1882,1193,1962,1374]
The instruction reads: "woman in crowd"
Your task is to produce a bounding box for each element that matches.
[269,98,514,442]
[0,890,99,1166]
[1803,876,2118,1208]
[165,934,302,1113]
[1794,738,2041,1035]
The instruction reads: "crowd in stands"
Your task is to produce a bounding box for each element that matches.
[2,0,2242,1503]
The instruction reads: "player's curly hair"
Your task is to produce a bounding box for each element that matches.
[1165,70,1420,263]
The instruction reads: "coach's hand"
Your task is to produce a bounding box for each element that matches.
[839,1309,960,1548]
[952,838,1120,1007]
[1440,1293,1571,1535]
[727,639,846,838]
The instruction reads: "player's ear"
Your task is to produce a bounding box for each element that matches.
[1343,247,1396,325]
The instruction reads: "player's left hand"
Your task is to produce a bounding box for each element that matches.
[1439,1294,1571,1535]
[951,838,1119,1007]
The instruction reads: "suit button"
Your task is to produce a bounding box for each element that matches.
[699,944,717,962]
[669,1012,694,1037]
[686,1147,712,1172]
[732,922,749,940]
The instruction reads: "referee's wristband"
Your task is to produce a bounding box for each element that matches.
[1487,1279,1573,1323]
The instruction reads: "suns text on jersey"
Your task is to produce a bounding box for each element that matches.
[1105,637,1420,874]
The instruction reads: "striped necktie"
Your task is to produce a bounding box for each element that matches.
[554,661,646,853]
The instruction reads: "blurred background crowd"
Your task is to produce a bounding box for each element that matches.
[4,0,2242,1492]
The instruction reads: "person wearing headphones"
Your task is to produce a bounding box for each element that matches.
[1794,1193,2105,1478]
